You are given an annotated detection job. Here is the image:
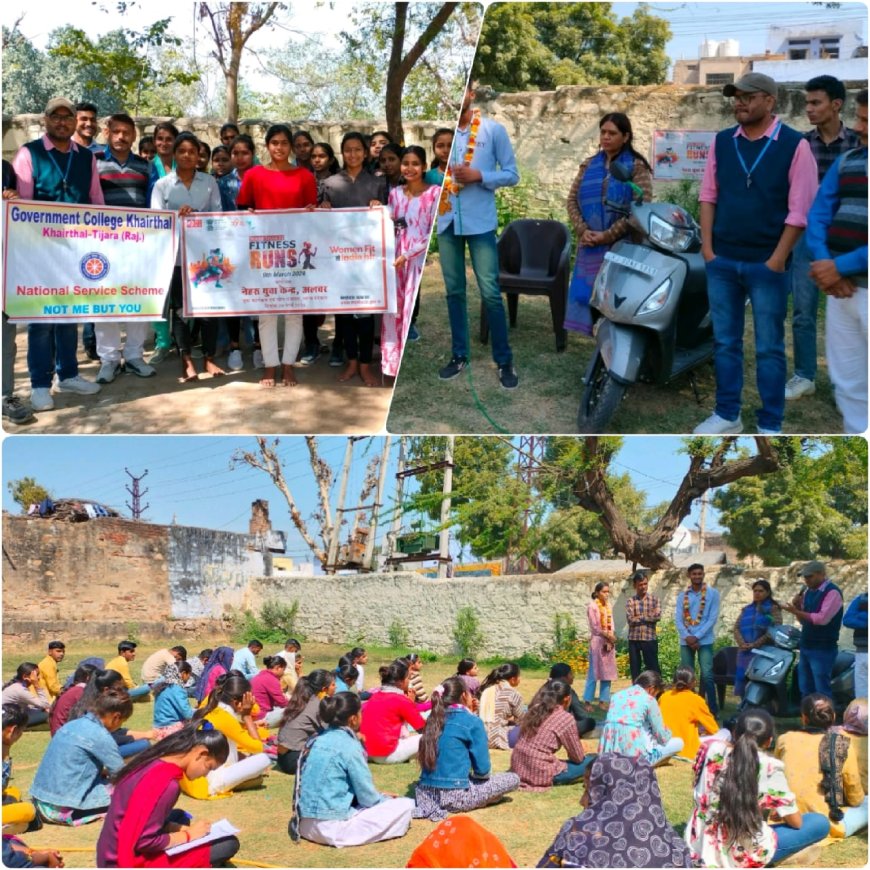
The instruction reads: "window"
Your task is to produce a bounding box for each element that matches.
[820,37,840,59]
[788,38,810,60]
[706,72,735,85]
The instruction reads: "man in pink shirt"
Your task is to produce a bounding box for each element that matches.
[12,97,104,413]
[694,73,818,435]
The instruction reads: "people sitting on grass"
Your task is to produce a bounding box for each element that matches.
[838,698,868,793]
[273,639,302,694]
[3,664,52,727]
[105,641,151,699]
[403,654,430,705]
[511,679,594,791]
[413,676,520,821]
[538,754,692,868]
[686,707,831,867]
[659,666,727,761]
[359,660,425,764]
[547,663,596,738]
[346,647,368,694]
[408,815,517,868]
[152,663,194,741]
[187,649,213,686]
[334,658,360,694]
[276,670,335,775]
[96,722,241,868]
[291,692,416,848]
[30,687,132,825]
[775,693,868,839]
[178,662,197,697]
[141,647,188,688]
[2,703,39,834]
[195,647,235,703]
[456,658,481,696]
[598,670,683,765]
[231,640,263,681]
[49,662,100,735]
[37,641,66,702]
[478,663,525,750]
[251,655,289,728]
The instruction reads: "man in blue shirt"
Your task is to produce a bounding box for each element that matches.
[675,563,721,715]
[437,84,520,389]
[803,89,867,434]
[232,639,263,679]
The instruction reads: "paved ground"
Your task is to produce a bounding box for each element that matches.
[5,323,393,434]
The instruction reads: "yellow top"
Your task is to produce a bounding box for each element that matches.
[658,688,720,760]
[37,655,61,699]
[105,655,135,689]
[205,706,265,755]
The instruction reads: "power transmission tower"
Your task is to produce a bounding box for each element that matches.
[515,437,545,572]
[125,468,149,520]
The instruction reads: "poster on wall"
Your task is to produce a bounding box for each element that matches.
[3,201,176,323]
[652,130,717,181]
[181,206,397,317]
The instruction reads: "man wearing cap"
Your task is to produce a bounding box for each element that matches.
[782,560,844,697]
[625,571,662,681]
[695,73,818,435]
[12,97,103,413]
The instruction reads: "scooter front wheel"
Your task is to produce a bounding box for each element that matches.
[577,352,628,433]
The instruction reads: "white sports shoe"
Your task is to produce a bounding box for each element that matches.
[693,413,743,435]
[97,361,121,384]
[30,387,54,411]
[784,375,815,400]
[125,358,156,378]
[252,349,265,369]
[227,349,244,371]
[55,374,101,395]
[757,427,782,435]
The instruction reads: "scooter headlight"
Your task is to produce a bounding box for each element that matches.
[649,214,694,253]
[637,278,672,314]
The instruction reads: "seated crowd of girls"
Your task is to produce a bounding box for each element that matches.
[3,640,867,869]
[105,122,452,390]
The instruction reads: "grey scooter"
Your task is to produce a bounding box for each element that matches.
[577,162,714,432]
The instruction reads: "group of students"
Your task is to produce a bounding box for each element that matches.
[4,99,456,424]
[2,636,868,869]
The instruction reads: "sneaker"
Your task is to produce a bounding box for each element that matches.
[407,324,420,342]
[30,388,54,411]
[84,346,100,361]
[693,413,743,434]
[227,349,244,371]
[125,358,156,378]
[784,375,815,400]
[757,426,782,435]
[252,348,265,369]
[149,346,171,365]
[55,374,101,395]
[2,396,35,425]
[438,356,468,380]
[329,350,344,367]
[96,361,121,383]
[299,343,320,366]
[498,363,519,390]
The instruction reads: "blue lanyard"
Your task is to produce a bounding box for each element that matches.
[733,121,781,188]
[46,146,74,197]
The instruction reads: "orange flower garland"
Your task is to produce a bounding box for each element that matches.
[683,585,707,627]
[438,109,481,216]
[596,598,613,633]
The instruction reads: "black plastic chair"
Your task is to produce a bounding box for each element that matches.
[712,646,739,710]
[480,219,572,352]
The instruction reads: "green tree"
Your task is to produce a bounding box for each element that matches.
[473,2,671,91]
[713,438,868,565]
[7,477,51,512]
[2,26,50,114]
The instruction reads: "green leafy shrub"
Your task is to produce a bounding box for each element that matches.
[228,599,302,645]
[552,612,578,649]
[658,179,701,222]
[453,606,486,658]
[387,619,410,649]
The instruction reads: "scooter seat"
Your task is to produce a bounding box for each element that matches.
[832,650,855,677]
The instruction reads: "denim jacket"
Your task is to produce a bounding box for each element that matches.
[30,713,124,809]
[419,706,491,789]
[297,726,385,820]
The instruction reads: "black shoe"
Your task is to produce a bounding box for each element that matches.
[498,364,518,389]
[2,396,35,425]
[329,350,344,367]
[84,346,100,361]
[439,356,468,380]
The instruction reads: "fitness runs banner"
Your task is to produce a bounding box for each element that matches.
[181,206,397,317]
[3,201,176,323]
[651,130,717,181]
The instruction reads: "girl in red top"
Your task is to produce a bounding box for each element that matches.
[359,660,425,764]
[249,656,288,728]
[236,124,318,388]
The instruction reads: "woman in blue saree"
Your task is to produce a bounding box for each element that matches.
[733,580,783,697]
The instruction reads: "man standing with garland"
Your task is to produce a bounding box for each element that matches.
[675,563,721,715]
[436,83,520,390]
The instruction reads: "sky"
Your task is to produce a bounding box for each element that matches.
[2,436,727,567]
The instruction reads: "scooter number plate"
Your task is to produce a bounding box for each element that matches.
[604,251,658,277]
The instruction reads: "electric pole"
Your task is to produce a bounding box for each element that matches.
[385,437,406,569]
[364,436,392,571]
[327,438,355,573]
[516,437,545,572]
[125,468,149,520]
[698,490,708,553]
[437,436,454,578]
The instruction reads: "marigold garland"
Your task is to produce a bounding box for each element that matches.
[683,585,707,627]
[596,598,613,634]
[438,108,481,216]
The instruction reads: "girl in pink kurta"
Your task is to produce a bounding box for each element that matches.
[583,582,618,710]
[382,146,439,378]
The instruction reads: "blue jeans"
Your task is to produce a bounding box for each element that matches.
[789,236,818,381]
[582,670,611,703]
[770,813,830,864]
[797,646,838,697]
[117,738,151,758]
[553,754,596,785]
[27,323,80,388]
[128,684,152,699]
[706,256,790,430]
[439,225,512,365]
[679,643,718,715]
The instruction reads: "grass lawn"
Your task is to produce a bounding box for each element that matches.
[3,640,866,868]
[388,258,842,435]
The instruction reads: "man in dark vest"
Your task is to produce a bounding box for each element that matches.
[12,97,103,413]
[695,73,818,435]
[804,88,867,434]
[782,560,844,698]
